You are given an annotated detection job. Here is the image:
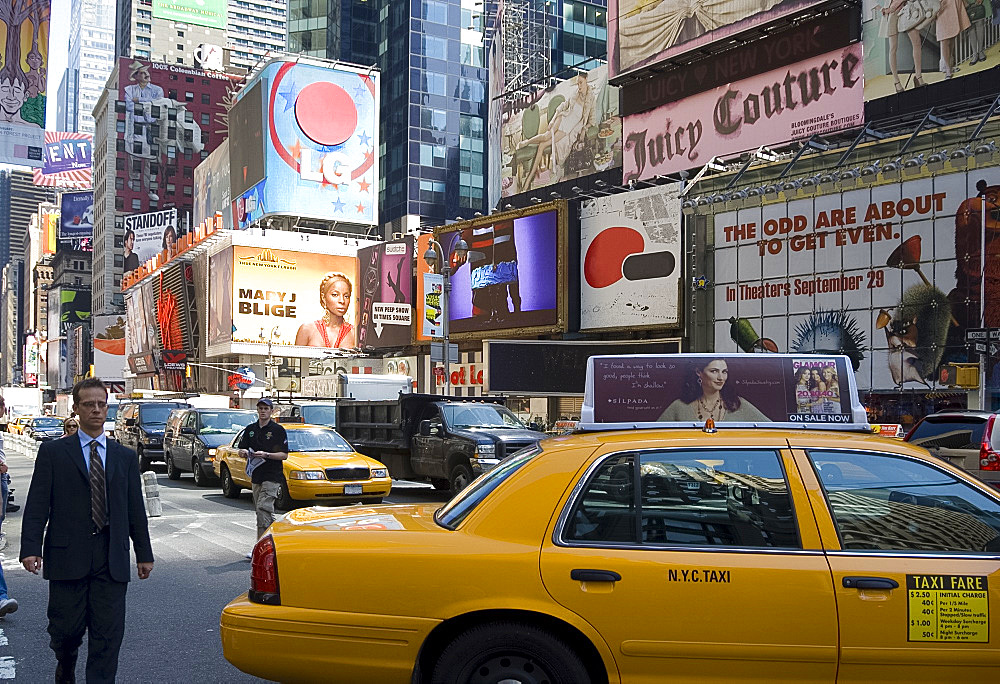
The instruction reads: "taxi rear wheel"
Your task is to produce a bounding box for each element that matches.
[431,622,590,684]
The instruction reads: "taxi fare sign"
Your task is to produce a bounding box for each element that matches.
[581,353,869,429]
[907,574,989,643]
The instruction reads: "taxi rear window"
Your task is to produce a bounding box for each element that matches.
[435,447,539,529]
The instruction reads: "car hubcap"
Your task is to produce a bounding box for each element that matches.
[468,654,553,684]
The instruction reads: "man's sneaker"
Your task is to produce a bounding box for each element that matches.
[244,552,253,560]
[0,598,18,617]
[0,532,7,551]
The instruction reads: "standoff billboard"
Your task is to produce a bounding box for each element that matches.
[93,314,126,381]
[580,184,682,331]
[59,191,94,239]
[434,203,567,337]
[624,44,864,182]
[231,60,380,226]
[356,237,414,349]
[33,131,92,188]
[209,246,360,357]
[123,208,178,273]
[152,0,226,29]
[500,65,621,197]
[0,0,49,167]
[713,167,1000,392]
[608,0,826,79]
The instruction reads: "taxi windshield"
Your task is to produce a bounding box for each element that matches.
[443,404,526,429]
[287,428,353,453]
[435,446,539,529]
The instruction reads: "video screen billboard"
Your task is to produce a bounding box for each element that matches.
[152,0,226,29]
[713,167,1000,393]
[500,65,621,197]
[863,0,1000,100]
[215,246,360,357]
[33,131,92,188]
[93,315,126,381]
[60,191,94,239]
[623,44,864,182]
[0,0,49,167]
[435,205,565,336]
[228,80,264,199]
[580,184,682,331]
[123,209,178,273]
[608,0,826,79]
[232,60,379,226]
[356,237,414,349]
[194,139,232,229]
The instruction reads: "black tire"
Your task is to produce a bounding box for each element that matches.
[275,478,294,511]
[360,497,382,505]
[221,465,242,499]
[165,454,181,480]
[138,449,152,472]
[431,479,451,491]
[449,462,474,495]
[430,622,591,684]
[192,460,214,487]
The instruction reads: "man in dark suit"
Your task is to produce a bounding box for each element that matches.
[20,378,154,684]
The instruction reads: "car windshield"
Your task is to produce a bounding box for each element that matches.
[436,446,540,529]
[442,404,526,429]
[33,418,63,428]
[908,417,987,449]
[141,405,180,425]
[200,410,255,434]
[287,428,354,453]
[106,405,118,421]
[299,405,337,427]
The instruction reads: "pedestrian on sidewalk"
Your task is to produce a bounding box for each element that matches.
[20,378,154,684]
[236,398,289,557]
[0,396,17,616]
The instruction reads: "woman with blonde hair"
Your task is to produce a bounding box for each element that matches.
[294,272,356,348]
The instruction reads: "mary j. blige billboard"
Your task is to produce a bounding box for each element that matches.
[231,59,379,228]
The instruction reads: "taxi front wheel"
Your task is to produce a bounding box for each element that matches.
[431,621,590,684]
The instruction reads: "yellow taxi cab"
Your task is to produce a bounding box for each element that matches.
[8,415,34,435]
[221,355,1000,683]
[213,423,392,509]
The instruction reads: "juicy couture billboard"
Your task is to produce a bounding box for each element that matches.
[623,44,864,182]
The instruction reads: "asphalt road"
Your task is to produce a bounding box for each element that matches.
[0,438,451,683]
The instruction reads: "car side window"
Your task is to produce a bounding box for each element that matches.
[184,412,197,429]
[565,450,800,549]
[809,450,1000,554]
[231,428,247,448]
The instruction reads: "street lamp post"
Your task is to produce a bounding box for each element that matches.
[424,237,468,397]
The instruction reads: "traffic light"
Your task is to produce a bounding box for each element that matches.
[939,363,980,388]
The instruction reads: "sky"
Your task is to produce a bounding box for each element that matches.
[45,0,70,130]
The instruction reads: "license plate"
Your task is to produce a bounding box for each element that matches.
[683,482,700,491]
[344,484,363,495]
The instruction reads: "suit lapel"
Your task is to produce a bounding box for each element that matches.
[65,434,88,481]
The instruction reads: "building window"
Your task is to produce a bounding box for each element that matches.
[460,43,484,67]
[202,93,210,104]
[422,72,447,96]
[131,199,141,210]
[422,35,448,60]
[419,143,447,168]
[421,0,448,23]
[185,92,194,102]
[420,107,447,131]
[201,113,210,126]
[419,180,446,203]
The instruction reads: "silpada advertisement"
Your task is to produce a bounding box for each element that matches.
[586,354,860,425]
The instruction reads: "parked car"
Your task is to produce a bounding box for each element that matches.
[103,398,121,439]
[23,416,65,442]
[163,408,256,485]
[213,424,392,510]
[115,400,189,470]
[904,410,1000,490]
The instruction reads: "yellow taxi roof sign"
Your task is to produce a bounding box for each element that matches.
[581,353,870,432]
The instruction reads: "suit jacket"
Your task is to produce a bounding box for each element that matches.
[20,434,154,583]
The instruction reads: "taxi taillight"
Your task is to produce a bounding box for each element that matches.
[249,535,280,605]
[980,415,1000,471]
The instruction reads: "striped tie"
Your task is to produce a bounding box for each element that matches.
[90,440,107,531]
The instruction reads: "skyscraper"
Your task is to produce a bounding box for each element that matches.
[58,0,116,134]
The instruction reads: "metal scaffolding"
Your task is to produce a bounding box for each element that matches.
[501,0,552,91]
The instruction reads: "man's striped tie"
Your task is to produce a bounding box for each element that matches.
[90,441,107,531]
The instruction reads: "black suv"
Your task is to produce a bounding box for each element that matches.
[163,408,256,485]
[115,401,189,470]
[905,410,1000,491]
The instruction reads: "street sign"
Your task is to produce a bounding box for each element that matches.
[974,341,988,354]
[965,328,1000,342]
[430,342,459,363]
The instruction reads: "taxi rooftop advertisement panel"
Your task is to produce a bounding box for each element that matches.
[608,0,827,79]
[584,354,867,427]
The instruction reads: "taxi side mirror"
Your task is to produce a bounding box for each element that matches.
[180,427,195,435]
[419,420,432,437]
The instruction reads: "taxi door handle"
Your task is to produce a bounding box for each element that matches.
[843,576,899,590]
[571,569,621,582]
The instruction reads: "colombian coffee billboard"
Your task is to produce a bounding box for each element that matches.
[434,202,567,337]
[356,237,414,349]
[713,167,1000,392]
[623,44,864,182]
[580,184,682,331]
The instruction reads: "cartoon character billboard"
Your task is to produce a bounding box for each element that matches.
[33,131,92,188]
[713,167,1000,392]
[356,237,414,349]
[59,191,93,239]
[231,60,379,226]
[0,0,49,167]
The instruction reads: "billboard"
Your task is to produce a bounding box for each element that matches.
[228,80,264,199]
[194,139,232,229]
[208,248,233,347]
[487,0,506,211]
[152,0,226,29]
[608,0,826,79]
[59,191,94,239]
[211,246,360,357]
[0,0,49,167]
[93,315,126,381]
[434,203,566,337]
[356,237,414,349]
[863,1,1000,100]
[23,333,39,386]
[500,65,621,197]
[580,184,682,331]
[123,208,178,273]
[623,44,864,182]
[33,131,92,188]
[40,207,57,254]
[713,167,1000,393]
[231,60,380,226]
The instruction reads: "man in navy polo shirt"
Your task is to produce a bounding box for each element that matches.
[237,398,288,557]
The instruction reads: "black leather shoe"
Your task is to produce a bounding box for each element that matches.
[55,657,76,684]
